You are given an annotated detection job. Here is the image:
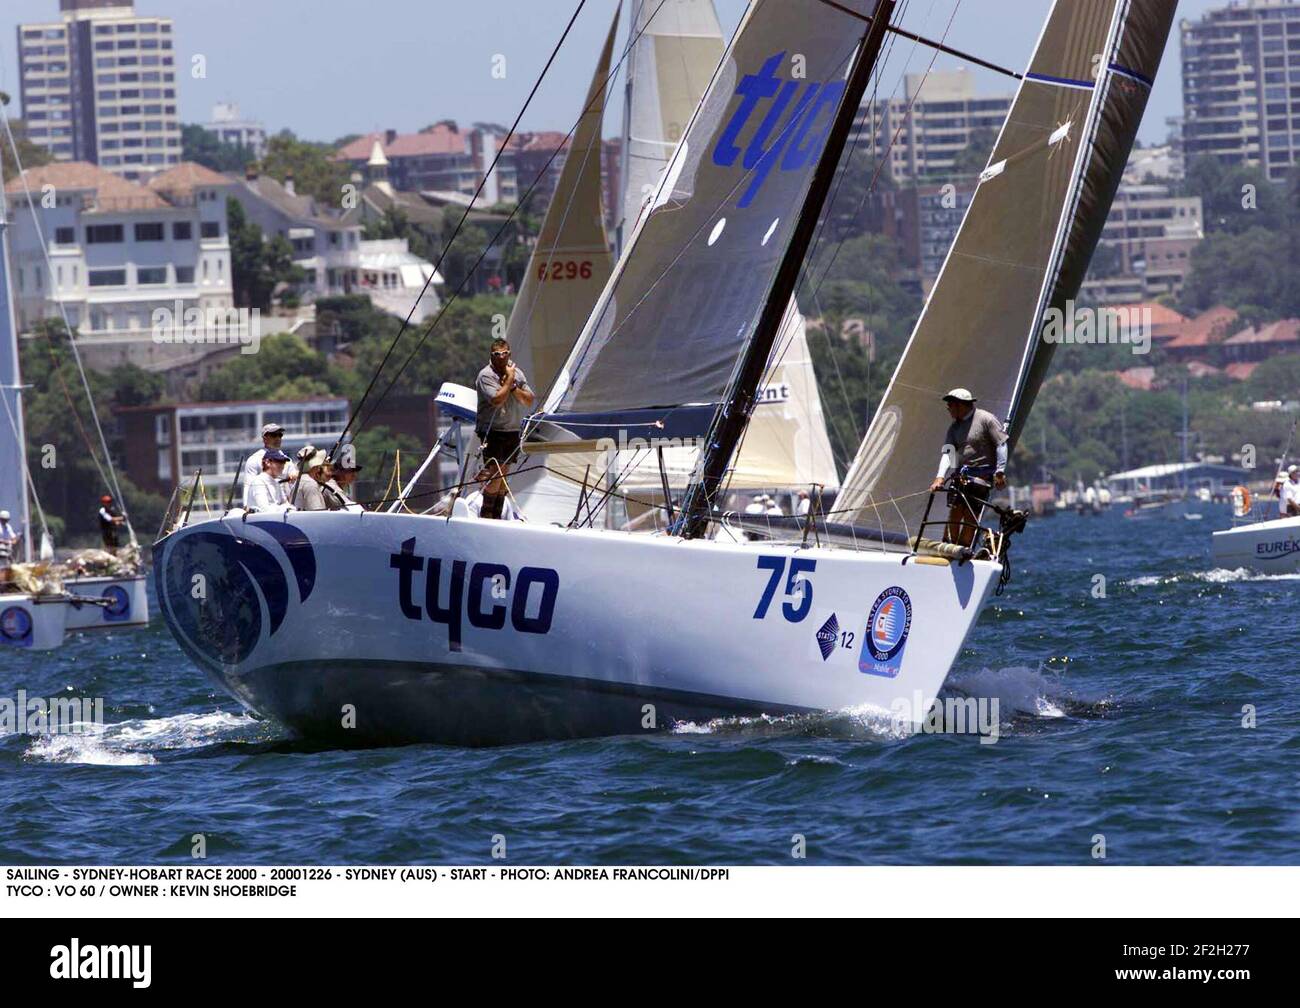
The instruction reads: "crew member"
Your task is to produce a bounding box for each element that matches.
[291,451,350,511]
[465,468,521,520]
[97,494,126,551]
[243,423,298,483]
[1281,465,1300,517]
[0,508,18,568]
[928,388,1008,548]
[475,338,534,519]
[329,456,362,507]
[243,448,290,511]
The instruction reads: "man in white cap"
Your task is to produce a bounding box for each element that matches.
[928,388,1008,547]
[0,508,18,569]
[243,422,299,484]
[291,450,332,511]
[1280,464,1300,517]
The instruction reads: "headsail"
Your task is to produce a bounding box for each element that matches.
[618,0,727,251]
[536,0,892,448]
[508,9,619,398]
[835,0,1177,538]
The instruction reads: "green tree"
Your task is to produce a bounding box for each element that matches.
[194,333,345,401]
[227,197,303,310]
[262,129,352,208]
[0,102,52,182]
[181,123,254,173]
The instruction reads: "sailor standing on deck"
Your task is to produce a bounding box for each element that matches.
[97,494,126,551]
[1280,465,1300,517]
[475,338,534,520]
[928,388,1008,548]
[243,422,299,484]
[0,509,18,568]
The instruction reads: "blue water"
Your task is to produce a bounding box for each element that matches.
[3,506,1297,865]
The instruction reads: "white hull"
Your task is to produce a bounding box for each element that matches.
[155,510,1001,746]
[1211,515,1300,574]
[62,572,150,630]
[0,593,70,651]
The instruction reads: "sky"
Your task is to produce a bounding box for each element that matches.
[0,0,1223,147]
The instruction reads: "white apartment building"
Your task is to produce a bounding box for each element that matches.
[3,160,236,368]
[1181,0,1300,183]
[852,69,1013,184]
[17,0,182,182]
[204,102,268,160]
[228,171,365,301]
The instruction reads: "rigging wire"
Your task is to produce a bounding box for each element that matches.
[338,0,591,452]
[350,0,674,439]
[0,102,138,546]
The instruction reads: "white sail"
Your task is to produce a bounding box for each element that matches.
[618,0,727,250]
[508,10,618,398]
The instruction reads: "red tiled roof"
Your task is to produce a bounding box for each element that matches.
[335,126,468,162]
[1224,362,1260,381]
[1165,304,1239,349]
[148,161,233,195]
[3,161,168,208]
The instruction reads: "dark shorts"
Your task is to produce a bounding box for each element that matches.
[479,429,521,467]
[947,478,992,513]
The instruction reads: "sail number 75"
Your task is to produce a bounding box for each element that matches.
[752,556,816,622]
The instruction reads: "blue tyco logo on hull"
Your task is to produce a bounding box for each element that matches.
[390,537,559,652]
[711,51,846,208]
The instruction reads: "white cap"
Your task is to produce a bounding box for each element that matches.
[942,388,977,403]
[1289,465,1298,475]
[0,509,9,520]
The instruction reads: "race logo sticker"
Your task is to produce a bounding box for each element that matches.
[815,613,839,661]
[859,587,912,678]
[1,606,34,648]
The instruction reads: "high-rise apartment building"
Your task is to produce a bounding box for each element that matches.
[1181,0,1300,182]
[16,0,181,182]
[852,69,1013,184]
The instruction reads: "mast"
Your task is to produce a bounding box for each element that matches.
[0,175,32,563]
[679,0,894,538]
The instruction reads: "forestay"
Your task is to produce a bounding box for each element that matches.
[835,0,1177,542]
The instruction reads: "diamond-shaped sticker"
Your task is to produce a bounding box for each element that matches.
[815,613,839,661]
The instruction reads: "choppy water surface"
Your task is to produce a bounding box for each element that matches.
[3,506,1296,864]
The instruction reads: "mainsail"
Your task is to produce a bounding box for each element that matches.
[537,0,892,449]
[618,0,727,252]
[835,0,1177,539]
[508,10,618,398]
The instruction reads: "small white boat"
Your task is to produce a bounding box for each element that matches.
[61,572,150,631]
[1211,480,1300,573]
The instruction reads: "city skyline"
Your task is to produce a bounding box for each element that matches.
[2,0,1232,152]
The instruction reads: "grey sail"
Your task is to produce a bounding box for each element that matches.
[836,0,1177,538]
[618,0,727,251]
[537,0,885,442]
[508,10,618,399]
